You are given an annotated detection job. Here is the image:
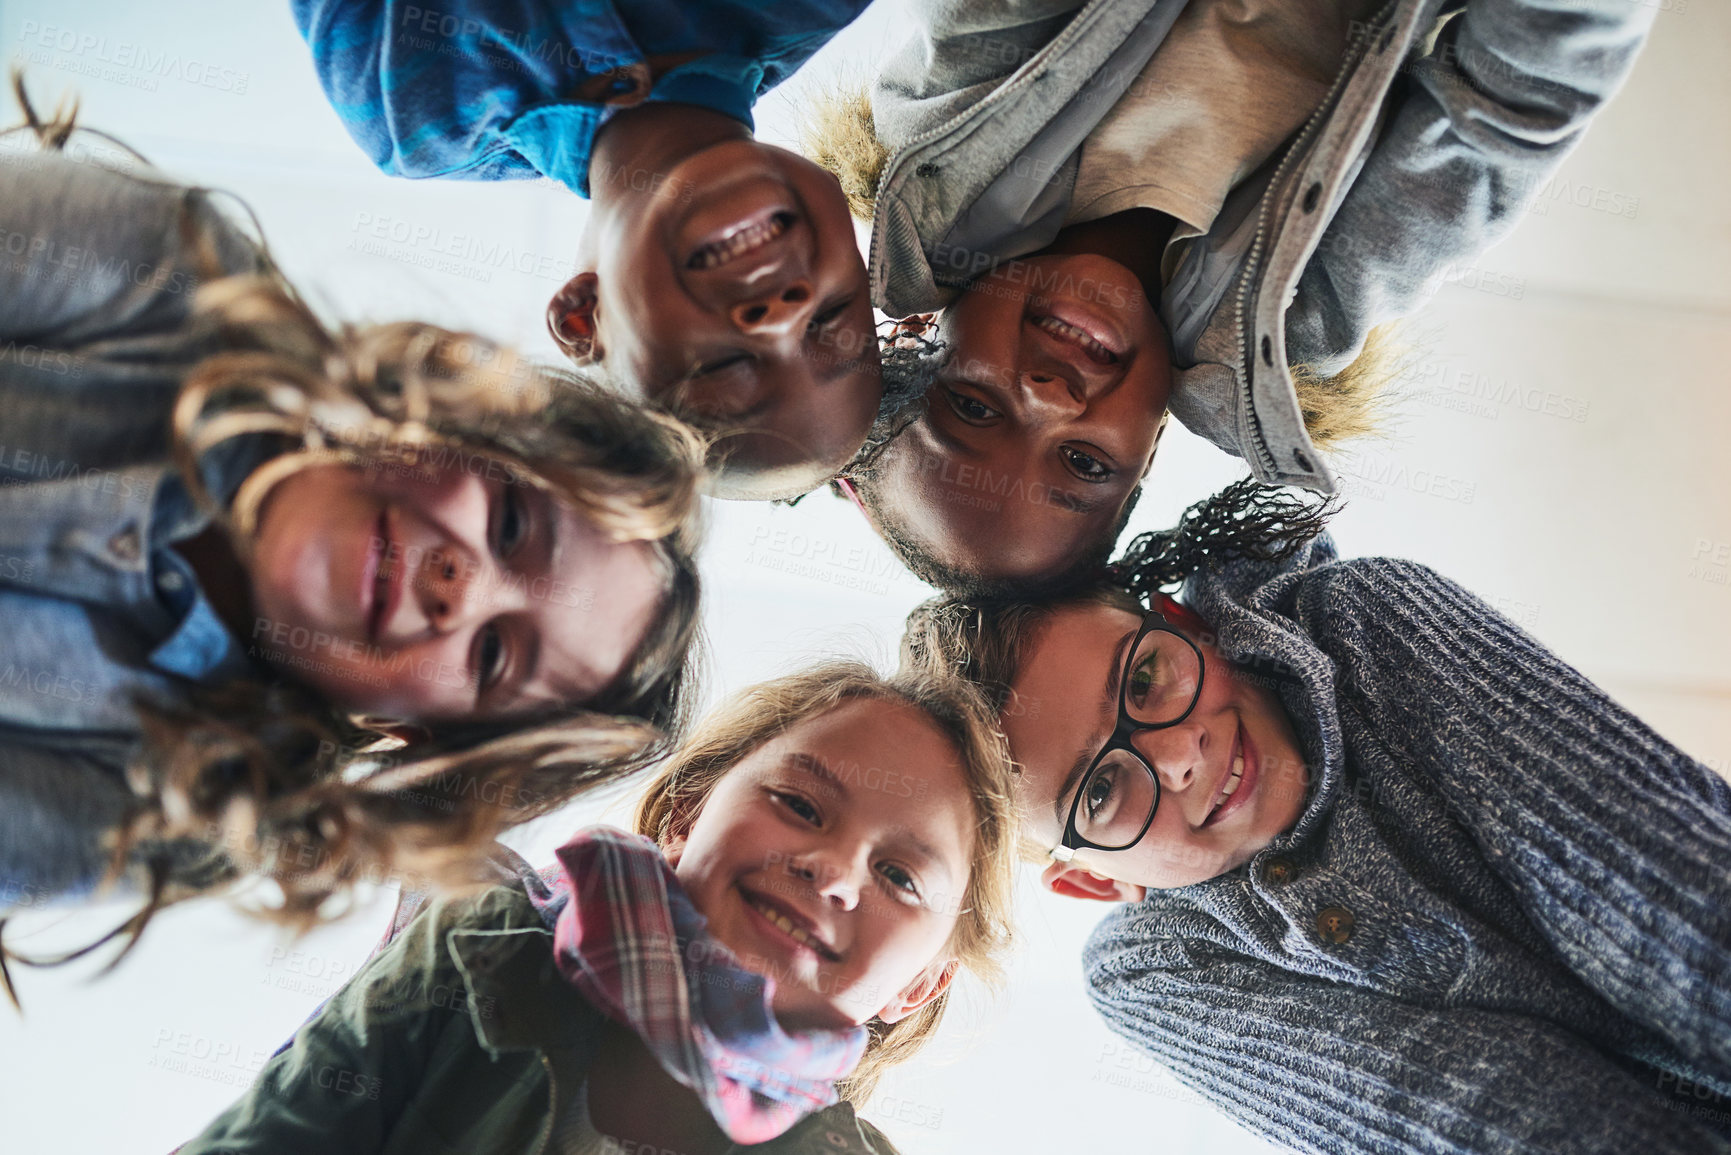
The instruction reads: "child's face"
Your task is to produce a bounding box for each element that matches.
[556,141,881,499]
[667,698,973,1032]
[1003,601,1308,898]
[245,456,664,725]
[863,254,1170,580]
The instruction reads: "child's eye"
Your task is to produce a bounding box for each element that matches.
[808,295,854,330]
[946,389,1000,423]
[493,486,528,558]
[1127,654,1161,706]
[876,861,921,899]
[772,790,822,825]
[694,353,750,378]
[1083,766,1120,821]
[1060,444,1112,481]
[474,622,506,693]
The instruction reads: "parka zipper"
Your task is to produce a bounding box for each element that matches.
[867,0,1135,303]
[1232,0,1401,479]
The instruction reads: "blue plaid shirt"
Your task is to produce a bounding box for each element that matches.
[293,0,873,196]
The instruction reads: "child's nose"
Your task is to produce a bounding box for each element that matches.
[415,545,486,633]
[730,280,816,335]
[1135,724,1204,794]
[1020,366,1087,420]
[790,848,863,911]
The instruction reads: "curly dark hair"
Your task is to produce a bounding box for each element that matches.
[900,478,1336,712]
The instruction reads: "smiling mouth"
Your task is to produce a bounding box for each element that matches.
[366,510,400,644]
[687,210,794,270]
[741,887,840,961]
[1031,314,1118,364]
[1206,753,1245,824]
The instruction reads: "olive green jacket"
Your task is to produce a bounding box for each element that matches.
[180,886,898,1155]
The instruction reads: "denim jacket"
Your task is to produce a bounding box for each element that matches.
[865,0,1654,490]
[0,151,268,905]
[179,885,900,1155]
[294,0,874,196]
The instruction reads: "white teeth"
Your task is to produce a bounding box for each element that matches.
[750,898,815,948]
[1032,314,1116,363]
[689,213,791,270]
[1221,754,1244,798]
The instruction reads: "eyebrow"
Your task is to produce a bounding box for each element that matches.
[783,751,953,883]
[784,750,846,793]
[1051,626,1137,828]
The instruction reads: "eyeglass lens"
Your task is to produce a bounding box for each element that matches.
[1072,629,1201,849]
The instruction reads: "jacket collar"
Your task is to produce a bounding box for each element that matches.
[448,922,606,1060]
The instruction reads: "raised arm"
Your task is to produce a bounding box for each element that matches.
[1087,933,1731,1155]
[1285,0,1656,372]
[1296,558,1731,1078]
[290,0,624,183]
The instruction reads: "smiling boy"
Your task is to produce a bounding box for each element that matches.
[295,0,884,499]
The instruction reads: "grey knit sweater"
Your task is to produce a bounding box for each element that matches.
[1085,536,1731,1154]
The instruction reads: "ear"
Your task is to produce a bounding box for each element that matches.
[1152,593,1209,638]
[1138,412,1171,481]
[1040,860,1145,904]
[546,273,601,363]
[659,832,688,870]
[876,958,958,1024]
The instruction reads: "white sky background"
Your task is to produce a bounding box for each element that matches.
[0,1,1727,1151]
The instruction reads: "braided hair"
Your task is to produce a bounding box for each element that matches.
[1108,477,1337,601]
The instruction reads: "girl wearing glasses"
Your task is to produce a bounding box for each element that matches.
[903,480,1731,1154]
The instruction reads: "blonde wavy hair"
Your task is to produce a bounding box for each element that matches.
[634,661,1018,1104]
[0,78,707,1002]
[130,276,707,917]
[802,84,1399,452]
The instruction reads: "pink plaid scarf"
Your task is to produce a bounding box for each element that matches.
[529,827,869,1144]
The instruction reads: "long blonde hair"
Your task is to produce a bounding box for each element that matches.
[129,275,706,913]
[634,662,1018,1103]
[0,80,708,1000]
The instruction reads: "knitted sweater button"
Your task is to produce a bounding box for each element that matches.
[1262,857,1296,885]
[1316,906,1355,944]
